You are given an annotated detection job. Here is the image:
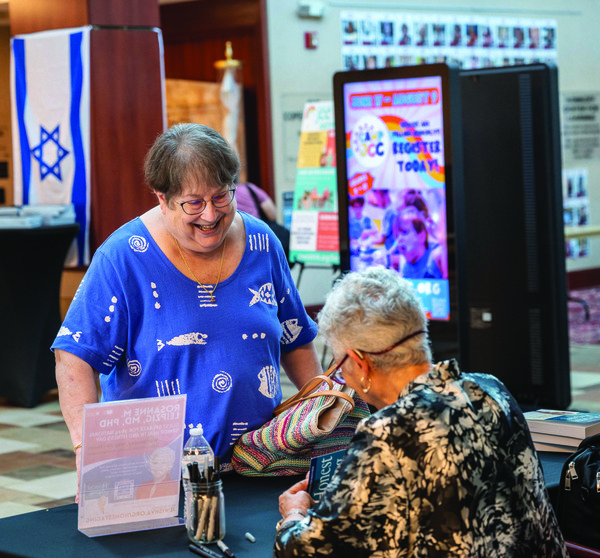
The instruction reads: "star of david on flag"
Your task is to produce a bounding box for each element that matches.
[31,125,70,181]
[10,26,91,265]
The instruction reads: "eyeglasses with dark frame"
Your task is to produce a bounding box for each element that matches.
[330,330,426,385]
[176,187,237,216]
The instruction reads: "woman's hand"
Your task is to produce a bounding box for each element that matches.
[278,478,314,519]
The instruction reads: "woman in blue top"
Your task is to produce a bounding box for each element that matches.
[53,124,321,495]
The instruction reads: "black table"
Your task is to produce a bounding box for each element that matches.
[0,454,569,558]
[0,473,300,558]
[0,224,79,407]
[538,450,568,508]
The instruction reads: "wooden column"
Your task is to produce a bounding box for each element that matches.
[9,0,164,253]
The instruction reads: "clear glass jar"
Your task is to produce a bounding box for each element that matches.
[184,479,225,544]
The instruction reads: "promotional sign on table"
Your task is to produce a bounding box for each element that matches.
[78,395,186,537]
[289,101,340,267]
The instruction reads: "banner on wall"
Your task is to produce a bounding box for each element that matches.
[340,12,557,71]
[289,101,340,266]
[10,26,91,266]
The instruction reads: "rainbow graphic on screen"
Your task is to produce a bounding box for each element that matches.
[342,75,450,320]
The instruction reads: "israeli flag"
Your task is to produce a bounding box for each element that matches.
[10,26,91,266]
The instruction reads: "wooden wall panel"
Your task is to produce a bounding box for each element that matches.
[89,29,164,249]
[160,0,273,197]
[9,0,159,36]
[88,0,160,27]
[9,0,89,36]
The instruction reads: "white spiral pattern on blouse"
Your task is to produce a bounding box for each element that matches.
[129,235,148,253]
[212,372,232,393]
[128,359,142,377]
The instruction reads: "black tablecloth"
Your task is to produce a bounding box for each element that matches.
[0,224,79,407]
[0,473,301,558]
[538,450,568,508]
[0,453,569,558]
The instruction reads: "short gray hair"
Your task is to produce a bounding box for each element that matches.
[144,123,240,203]
[318,266,432,370]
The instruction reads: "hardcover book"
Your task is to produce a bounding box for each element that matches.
[532,441,576,454]
[307,448,347,501]
[525,409,600,438]
[530,431,581,449]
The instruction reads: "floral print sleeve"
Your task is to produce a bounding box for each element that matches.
[275,360,567,558]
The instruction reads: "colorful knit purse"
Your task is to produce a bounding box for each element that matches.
[232,364,370,476]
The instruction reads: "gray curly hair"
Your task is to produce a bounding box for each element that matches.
[318,266,432,371]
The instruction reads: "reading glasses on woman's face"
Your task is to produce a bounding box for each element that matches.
[176,187,236,216]
[330,330,426,384]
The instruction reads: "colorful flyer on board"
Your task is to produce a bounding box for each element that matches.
[289,101,340,266]
[78,395,186,537]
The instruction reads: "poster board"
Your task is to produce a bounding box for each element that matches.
[289,100,340,266]
[78,394,186,537]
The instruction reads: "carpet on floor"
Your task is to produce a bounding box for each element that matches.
[568,286,600,344]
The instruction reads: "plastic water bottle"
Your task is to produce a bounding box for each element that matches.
[182,424,214,481]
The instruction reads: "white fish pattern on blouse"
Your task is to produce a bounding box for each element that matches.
[157,332,208,351]
[249,283,277,307]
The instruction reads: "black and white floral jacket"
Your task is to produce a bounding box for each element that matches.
[275,359,567,557]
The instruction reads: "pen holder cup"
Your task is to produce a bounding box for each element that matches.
[184,480,226,544]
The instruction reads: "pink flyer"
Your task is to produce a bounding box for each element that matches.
[78,394,186,536]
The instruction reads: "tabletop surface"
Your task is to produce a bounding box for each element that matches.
[0,473,300,558]
[0,454,568,558]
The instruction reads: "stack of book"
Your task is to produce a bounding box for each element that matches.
[524,409,600,453]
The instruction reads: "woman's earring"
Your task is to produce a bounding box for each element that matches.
[360,375,372,394]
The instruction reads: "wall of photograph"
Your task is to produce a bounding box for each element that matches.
[564,168,591,260]
[340,12,557,71]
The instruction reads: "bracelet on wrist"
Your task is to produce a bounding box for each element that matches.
[276,509,306,531]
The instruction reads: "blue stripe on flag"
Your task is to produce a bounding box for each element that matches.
[69,31,87,265]
[12,38,31,205]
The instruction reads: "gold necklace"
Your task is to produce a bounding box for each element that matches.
[174,237,226,303]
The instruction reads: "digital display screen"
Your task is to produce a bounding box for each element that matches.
[340,74,451,320]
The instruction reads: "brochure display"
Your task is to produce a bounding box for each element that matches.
[78,395,186,536]
[289,101,340,266]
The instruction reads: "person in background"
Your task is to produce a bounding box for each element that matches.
[275,267,567,557]
[235,181,278,221]
[390,213,444,279]
[53,123,321,499]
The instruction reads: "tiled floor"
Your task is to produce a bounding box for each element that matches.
[0,340,598,520]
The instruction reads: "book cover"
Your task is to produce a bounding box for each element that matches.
[307,448,347,502]
[525,409,600,438]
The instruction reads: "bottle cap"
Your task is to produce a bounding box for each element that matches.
[189,424,204,436]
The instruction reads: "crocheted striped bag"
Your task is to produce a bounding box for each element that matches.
[232,364,370,476]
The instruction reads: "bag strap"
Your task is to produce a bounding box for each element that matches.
[274,374,334,415]
[274,362,349,416]
[245,182,269,222]
[287,388,356,410]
